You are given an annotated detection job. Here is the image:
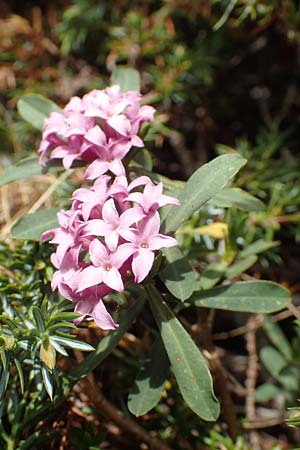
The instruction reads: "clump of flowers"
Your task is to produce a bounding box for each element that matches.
[40,85,179,329]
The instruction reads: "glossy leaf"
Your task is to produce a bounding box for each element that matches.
[164,154,247,233]
[50,336,94,352]
[146,284,220,421]
[14,358,25,395]
[0,352,10,400]
[18,93,61,130]
[111,66,140,92]
[128,336,170,416]
[11,208,60,241]
[41,366,53,400]
[189,281,290,313]
[160,247,197,301]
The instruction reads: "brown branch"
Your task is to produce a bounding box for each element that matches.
[213,304,300,341]
[194,309,238,441]
[73,351,171,450]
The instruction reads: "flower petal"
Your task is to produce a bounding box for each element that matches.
[76,265,104,292]
[92,299,119,330]
[132,248,154,283]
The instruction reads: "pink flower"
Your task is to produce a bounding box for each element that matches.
[82,198,145,251]
[120,212,178,283]
[76,239,134,292]
[126,181,180,213]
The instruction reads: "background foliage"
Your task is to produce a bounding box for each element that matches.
[0,0,300,449]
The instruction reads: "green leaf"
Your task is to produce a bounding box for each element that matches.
[11,208,60,241]
[225,255,258,279]
[164,154,247,233]
[198,262,226,290]
[260,346,286,378]
[128,336,170,416]
[14,358,25,394]
[111,66,140,92]
[0,156,61,186]
[146,284,220,421]
[70,297,145,379]
[160,247,196,301]
[262,316,292,360]
[239,240,279,258]
[255,383,280,403]
[18,93,61,131]
[209,187,265,211]
[0,352,10,399]
[41,366,53,400]
[189,281,290,313]
[50,336,94,352]
[49,338,68,356]
[32,306,45,332]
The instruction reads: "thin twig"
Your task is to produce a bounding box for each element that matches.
[213,304,300,341]
[245,315,261,450]
[73,350,171,450]
[195,309,238,441]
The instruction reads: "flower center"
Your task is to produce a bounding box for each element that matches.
[141,242,148,248]
[105,263,112,271]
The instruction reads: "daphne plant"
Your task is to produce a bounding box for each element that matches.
[1,67,292,427]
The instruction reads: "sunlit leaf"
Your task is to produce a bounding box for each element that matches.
[189,281,290,313]
[164,154,247,233]
[146,284,220,421]
[18,93,61,130]
[11,208,60,241]
[111,66,140,92]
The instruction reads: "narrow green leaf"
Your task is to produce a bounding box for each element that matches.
[160,247,196,301]
[262,316,292,360]
[189,281,290,313]
[32,306,45,332]
[11,208,60,241]
[239,240,279,258]
[18,431,57,450]
[146,284,220,421]
[209,187,265,211]
[0,156,59,186]
[18,93,61,130]
[41,366,53,400]
[164,154,247,233]
[50,336,94,352]
[14,358,25,394]
[0,352,10,399]
[49,338,68,356]
[111,66,140,92]
[128,336,170,416]
[225,255,257,279]
[70,297,145,379]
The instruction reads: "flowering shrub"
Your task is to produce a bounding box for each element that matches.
[0,69,292,442]
[38,84,179,329]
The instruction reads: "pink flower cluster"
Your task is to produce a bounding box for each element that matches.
[38,85,155,177]
[40,86,179,329]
